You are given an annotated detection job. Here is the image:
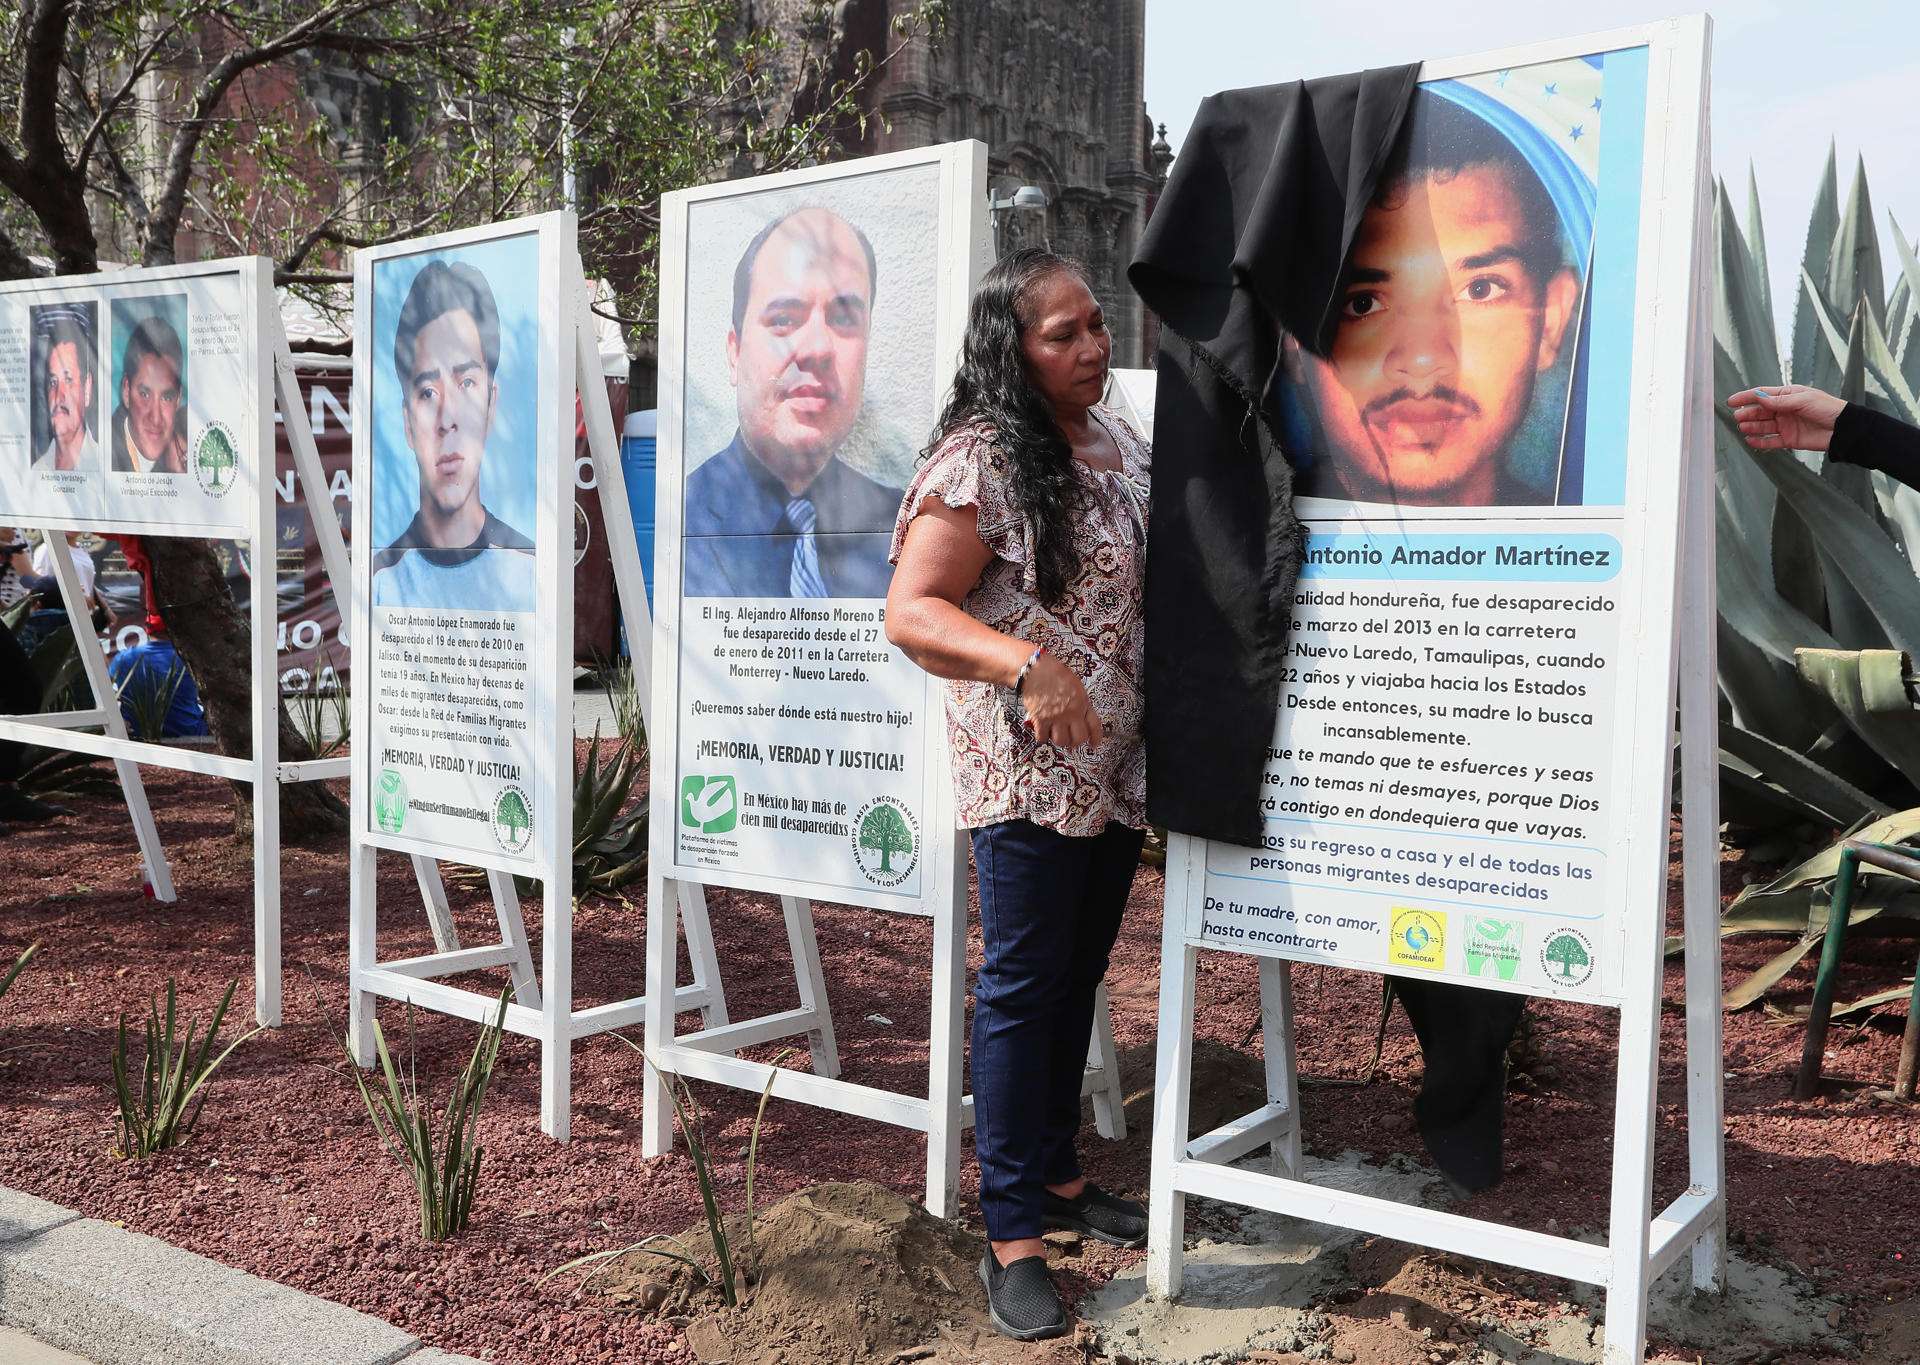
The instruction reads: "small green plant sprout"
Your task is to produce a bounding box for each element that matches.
[346,987,509,1241]
[284,652,349,759]
[601,655,646,752]
[115,659,187,743]
[0,942,38,1003]
[543,1040,791,1307]
[110,978,262,1158]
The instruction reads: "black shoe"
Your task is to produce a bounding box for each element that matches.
[0,786,69,823]
[978,1253,1069,1341]
[1043,1183,1147,1248]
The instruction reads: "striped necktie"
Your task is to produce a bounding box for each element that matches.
[786,496,828,598]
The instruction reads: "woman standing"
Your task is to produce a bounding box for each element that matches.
[887,250,1151,1341]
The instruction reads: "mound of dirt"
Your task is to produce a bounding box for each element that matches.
[592,1181,1062,1364]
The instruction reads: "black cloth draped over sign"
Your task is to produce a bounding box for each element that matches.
[1129,64,1420,849]
[1131,67,1531,1196]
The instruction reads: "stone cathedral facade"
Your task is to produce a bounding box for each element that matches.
[839,0,1171,367]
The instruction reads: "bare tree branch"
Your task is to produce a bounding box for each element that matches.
[75,7,206,175]
[145,0,392,262]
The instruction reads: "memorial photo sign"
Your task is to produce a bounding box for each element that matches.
[1184,43,1661,1005]
[0,261,263,535]
[353,218,566,870]
[657,151,978,911]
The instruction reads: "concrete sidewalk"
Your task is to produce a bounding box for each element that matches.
[0,1187,486,1365]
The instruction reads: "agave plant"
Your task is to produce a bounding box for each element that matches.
[573,727,648,894]
[1714,148,1920,823]
[447,726,647,898]
[1712,147,1920,998]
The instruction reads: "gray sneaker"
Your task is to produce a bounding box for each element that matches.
[978,1253,1069,1341]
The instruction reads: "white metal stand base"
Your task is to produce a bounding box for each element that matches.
[348,270,727,1142]
[643,870,1131,1216]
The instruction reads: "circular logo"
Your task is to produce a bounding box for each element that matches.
[492,784,534,854]
[1540,927,1596,988]
[851,796,919,888]
[574,503,591,567]
[373,768,407,834]
[192,421,239,497]
[1388,907,1446,971]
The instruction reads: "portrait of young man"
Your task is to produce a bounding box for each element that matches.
[372,258,535,612]
[32,305,101,472]
[682,205,905,598]
[111,312,189,475]
[1293,90,1584,508]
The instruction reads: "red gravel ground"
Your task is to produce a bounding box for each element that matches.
[2,754,1917,1362]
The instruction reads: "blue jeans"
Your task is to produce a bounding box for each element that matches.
[970,817,1144,1240]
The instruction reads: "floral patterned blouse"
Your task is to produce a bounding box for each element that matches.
[889,405,1150,836]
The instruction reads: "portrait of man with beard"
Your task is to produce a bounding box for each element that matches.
[1292,90,1584,508]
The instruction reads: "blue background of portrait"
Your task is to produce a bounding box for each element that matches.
[370,232,541,549]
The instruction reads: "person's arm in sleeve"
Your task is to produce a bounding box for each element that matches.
[1726,382,1920,486]
[1830,403,1920,484]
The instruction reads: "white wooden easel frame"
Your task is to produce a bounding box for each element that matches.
[0,257,358,1028]
[641,142,1127,1217]
[1145,19,1724,1365]
[345,214,737,1141]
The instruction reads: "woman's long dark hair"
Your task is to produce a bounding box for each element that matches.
[924,248,1097,608]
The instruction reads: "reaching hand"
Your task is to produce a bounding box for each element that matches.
[1725,383,1846,453]
[1019,649,1105,750]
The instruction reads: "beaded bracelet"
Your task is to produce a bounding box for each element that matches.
[1011,645,1045,696]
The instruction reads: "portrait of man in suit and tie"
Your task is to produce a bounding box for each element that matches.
[681,206,906,599]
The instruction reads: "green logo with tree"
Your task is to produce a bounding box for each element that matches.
[373,768,407,833]
[1540,928,1595,987]
[493,785,533,853]
[851,796,918,888]
[193,421,238,496]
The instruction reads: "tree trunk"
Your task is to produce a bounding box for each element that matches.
[145,537,349,842]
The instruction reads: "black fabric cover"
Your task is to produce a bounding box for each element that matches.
[1129,66,1420,847]
[1830,401,1920,483]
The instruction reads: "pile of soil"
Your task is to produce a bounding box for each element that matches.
[587,1181,1075,1364]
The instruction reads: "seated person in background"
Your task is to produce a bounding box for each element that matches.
[100,536,208,741]
[106,629,210,741]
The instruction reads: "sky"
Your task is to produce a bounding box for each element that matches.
[1143,0,1920,363]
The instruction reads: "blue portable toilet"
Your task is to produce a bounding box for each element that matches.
[620,408,658,610]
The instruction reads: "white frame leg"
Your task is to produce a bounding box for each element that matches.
[487,869,543,1008]
[641,867,679,1158]
[780,896,842,1078]
[1260,957,1302,1176]
[37,532,179,904]
[1086,981,1128,1141]
[678,881,730,1028]
[1147,929,1197,1298]
[926,889,966,1219]
[1677,145,1727,1294]
[412,858,462,954]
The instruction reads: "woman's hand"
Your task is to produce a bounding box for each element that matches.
[1725,384,1846,453]
[1021,649,1105,749]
